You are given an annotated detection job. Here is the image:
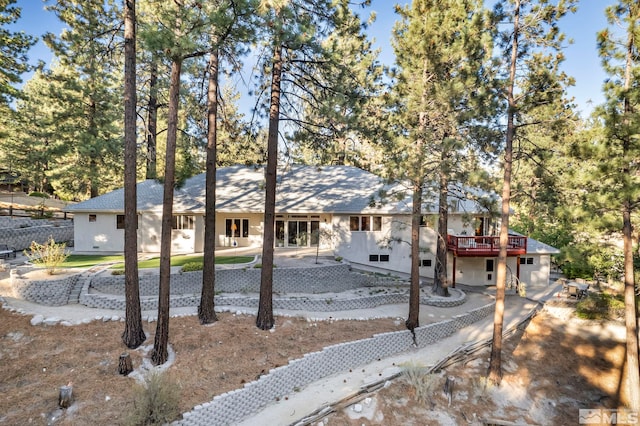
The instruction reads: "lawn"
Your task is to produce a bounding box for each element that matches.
[61,254,254,269]
[62,254,125,268]
[134,255,253,269]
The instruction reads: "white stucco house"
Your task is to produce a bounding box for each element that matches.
[64,164,559,287]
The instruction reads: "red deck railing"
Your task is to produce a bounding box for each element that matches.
[447,235,527,257]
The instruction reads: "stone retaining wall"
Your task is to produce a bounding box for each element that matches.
[174,301,496,426]
[80,289,465,312]
[11,273,80,306]
[89,264,372,296]
[83,264,465,311]
[0,218,73,250]
[13,263,466,311]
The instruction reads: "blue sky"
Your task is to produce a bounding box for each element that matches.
[12,0,612,117]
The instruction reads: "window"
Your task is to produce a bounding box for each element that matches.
[349,215,382,231]
[226,218,249,238]
[361,216,370,231]
[369,254,390,262]
[89,214,97,222]
[486,259,494,272]
[116,214,138,229]
[421,259,432,267]
[475,217,485,236]
[519,257,534,265]
[117,214,138,229]
[172,215,195,230]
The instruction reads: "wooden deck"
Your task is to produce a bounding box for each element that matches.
[447,235,527,257]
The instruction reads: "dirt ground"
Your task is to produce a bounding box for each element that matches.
[0,302,406,426]
[0,292,630,426]
[325,300,630,426]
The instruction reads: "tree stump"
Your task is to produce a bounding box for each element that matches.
[118,352,133,375]
[58,384,73,408]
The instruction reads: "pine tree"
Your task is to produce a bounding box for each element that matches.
[141,0,193,366]
[487,0,577,386]
[256,39,282,331]
[10,70,61,193]
[197,49,221,325]
[44,0,125,199]
[287,8,385,169]
[140,0,249,363]
[0,0,35,104]
[389,0,495,330]
[144,56,160,180]
[121,0,146,349]
[198,0,255,325]
[253,0,374,330]
[596,0,640,409]
[215,85,264,166]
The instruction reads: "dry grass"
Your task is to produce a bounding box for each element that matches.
[0,306,403,425]
[0,270,630,426]
[325,306,629,425]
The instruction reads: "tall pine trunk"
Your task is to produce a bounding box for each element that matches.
[406,58,430,332]
[406,180,423,332]
[256,43,283,331]
[198,49,220,325]
[121,0,145,349]
[88,97,99,198]
[621,16,640,409]
[146,57,158,180]
[434,164,450,296]
[152,58,181,365]
[488,0,520,386]
[622,204,639,408]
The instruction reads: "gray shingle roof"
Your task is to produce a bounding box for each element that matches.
[525,237,561,255]
[65,179,204,213]
[184,165,406,214]
[65,165,494,216]
[509,231,560,255]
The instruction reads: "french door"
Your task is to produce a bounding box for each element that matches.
[275,216,320,247]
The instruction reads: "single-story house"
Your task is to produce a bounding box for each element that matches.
[65,164,559,287]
